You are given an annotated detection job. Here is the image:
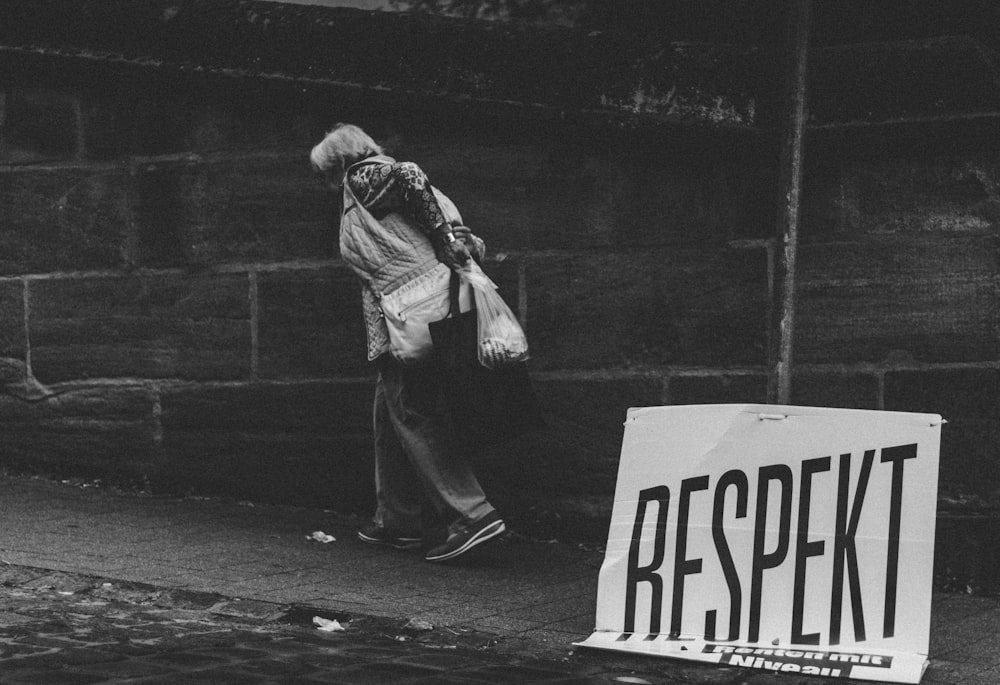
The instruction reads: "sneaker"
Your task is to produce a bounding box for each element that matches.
[424,511,505,562]
[357,524,424,550]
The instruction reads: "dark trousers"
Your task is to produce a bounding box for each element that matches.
[372,356,493,536]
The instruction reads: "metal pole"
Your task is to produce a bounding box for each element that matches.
[766,0,811,405]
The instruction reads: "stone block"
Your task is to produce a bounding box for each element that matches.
[129,165,188,267]
[885,368,1000,420]
[81,87,182,159]
[667,373,768,405]
[257,267,370,378]
[154,432,375,512]
[179,83,323,153]
[516,153,759,250]
[0,167,131,273]
[427,180,535,253]
[535,374,663,437]
[128,156,333,267]
[936,419,1000,504]
[796,236,1000,364]
[934,514,1000,593]
[0,89,80,162]
[159,381,371,434]
[886,368,1000,503]
[809,36,1000,128]
[81,75,321,159]
[29,273,251,382]
[0,385,155,481]
[157,381,374,511]
[790,371,882,410]
[526,246,768,370]
[0,280,26,361]
[803,156,1000,238]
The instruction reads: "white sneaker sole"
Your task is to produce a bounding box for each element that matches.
[424,520,506,562]
[357,532,423,550]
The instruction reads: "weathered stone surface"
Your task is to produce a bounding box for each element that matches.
[155,432,375,512]
[6,2,1000,134]
[534,374,663,438]
[885,368,1000,502]
[796,236,1000,364]
[0,384,152,420]
[0,154,331,273]
[157,381,374,510]
[526,246,768,370]
[78,73,325,159]
[0,386,155,481]
[256,267,370,379]
[160,381,371,434]
[667,373,768,406]
[130,156,334,266]
[79,85,184,159]
[885,368,1000,420]
[0,280,26,362]
[0,1,764,130]
[0,89,80,163]
[802,155,1000,238]
[810,36,1000,127]
[935,513,1000,593]
[523,156,752,250]
[936,419,1000,505]
[790,371,882,410]
[29,273,251,382]
[0,167,132,273]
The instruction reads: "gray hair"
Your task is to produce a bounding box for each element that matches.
[309,123,384,174]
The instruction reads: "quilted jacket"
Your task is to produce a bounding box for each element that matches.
[339,155,463,361]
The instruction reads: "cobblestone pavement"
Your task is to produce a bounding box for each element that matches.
[0,565,760,685]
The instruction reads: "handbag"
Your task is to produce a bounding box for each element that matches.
[429,270,545,450]
[379,263,452,365]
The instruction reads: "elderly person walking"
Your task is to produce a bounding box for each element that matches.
[310,123,505,563]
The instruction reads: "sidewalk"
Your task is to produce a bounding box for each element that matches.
[0,474,998,684]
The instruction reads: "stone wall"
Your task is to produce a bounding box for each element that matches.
[0,5,998,548]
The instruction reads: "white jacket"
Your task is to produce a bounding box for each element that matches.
[339,155,463,361]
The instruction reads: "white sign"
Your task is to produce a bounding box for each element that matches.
[577,404,943,684]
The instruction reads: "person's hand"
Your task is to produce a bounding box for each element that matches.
[451,225,485,263]
[434,232,471,270]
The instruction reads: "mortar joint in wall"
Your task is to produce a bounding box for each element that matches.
[152,387,163,447]
[249,270,259,381]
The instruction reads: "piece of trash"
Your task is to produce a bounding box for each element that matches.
[312,616,346,632]
[613,677,653,685]
[306,531,336,543]
[403,618,434,631]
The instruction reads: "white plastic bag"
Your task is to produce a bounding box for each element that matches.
[458,262,529,369]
